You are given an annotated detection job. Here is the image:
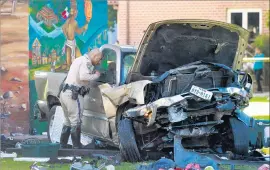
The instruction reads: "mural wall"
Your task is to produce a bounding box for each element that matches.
[1,0,109,135]
[28,0,109,134]
[0,1,29,135]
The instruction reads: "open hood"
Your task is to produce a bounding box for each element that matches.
[132,20,249,76]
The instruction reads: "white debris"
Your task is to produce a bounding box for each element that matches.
[18,86,23,90]
[0,66,7,73]
[106,165,115,170]
[21,103,27,111]
[10,77,22,82]
[14,157,49,162]
[0,152,17,158]
[14,157,82,162]
[3,91,14,99]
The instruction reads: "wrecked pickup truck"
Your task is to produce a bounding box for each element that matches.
[35,20,259,162]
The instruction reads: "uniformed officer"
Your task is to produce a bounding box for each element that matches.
[59,48,103,149]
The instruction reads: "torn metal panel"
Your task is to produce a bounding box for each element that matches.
[171,125,217,137]
[168,106,187,123]
[99,80,152,117]
[124,94,185,124]
[100,80,152,106]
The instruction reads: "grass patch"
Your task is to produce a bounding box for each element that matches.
[0,158,261,170]
[0,158,136,170]
[250,96,269,102]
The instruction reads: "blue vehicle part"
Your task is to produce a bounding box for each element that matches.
[174,135,219,169]
[216,100,236,112]
[234,109,255,127]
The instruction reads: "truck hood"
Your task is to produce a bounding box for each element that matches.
[132,20,249,76]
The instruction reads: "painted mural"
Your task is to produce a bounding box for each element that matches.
[28,0,109,133]
[0,1,29,135]
[0,0,110,135]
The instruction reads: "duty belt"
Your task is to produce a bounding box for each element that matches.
[62,84,90,97]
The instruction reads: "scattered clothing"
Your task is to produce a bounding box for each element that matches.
[136,158,176,170]
[185,163,201,170]
[258,164,270,170]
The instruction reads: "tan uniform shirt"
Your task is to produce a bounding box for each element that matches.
[65,54,99,87]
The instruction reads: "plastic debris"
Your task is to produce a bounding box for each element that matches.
[258,164,270,170]
[15,142,22,148]
[21,103,27,111]
[105,165,115,170]
[70,162,98,170]
[185,163,201,170]
[14,158,50,162]
[0,151,17,158]
[30,162,48,170]
[1,66,7,73]
[204,166,214,170]
[3,91,14,99]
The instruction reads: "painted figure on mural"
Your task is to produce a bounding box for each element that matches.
[61,0,93,70]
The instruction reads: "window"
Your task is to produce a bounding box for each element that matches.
[121,52,136,84]
[96,48,117,84]
[227,9,262,41]
[231,13,243,27]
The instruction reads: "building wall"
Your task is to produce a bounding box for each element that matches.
[118,0,269,45]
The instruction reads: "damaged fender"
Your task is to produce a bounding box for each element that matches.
[99,80,152,118]
[124,94,186,126]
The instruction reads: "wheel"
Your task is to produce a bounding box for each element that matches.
[229,117,249,155]
[118,118,141,162]
[47,105,57,143]
[48,105,66,144]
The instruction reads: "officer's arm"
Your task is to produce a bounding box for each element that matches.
[79,62,99,81]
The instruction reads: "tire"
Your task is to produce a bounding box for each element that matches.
[118,118,141,162]
[47,105,57,143]
[229,117,249,155]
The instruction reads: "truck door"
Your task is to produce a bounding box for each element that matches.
[82,45,121,141]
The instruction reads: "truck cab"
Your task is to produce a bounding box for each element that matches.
[34,44,137,143]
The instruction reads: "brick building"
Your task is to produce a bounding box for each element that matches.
[116,0,269,45]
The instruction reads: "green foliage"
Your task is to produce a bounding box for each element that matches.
[253,34,270,56]
[108,5,117,32]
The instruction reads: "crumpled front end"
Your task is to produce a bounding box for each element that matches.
[122,61,253,152]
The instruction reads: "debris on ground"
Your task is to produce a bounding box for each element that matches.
[20,103,27,111]
[30,162,48,170]
[3,91,14,99]
[0,66,7,73]
[0,151,17,158]
[258,164,270,170]
[136,158,176,170]
[10,77,22,82]
[14,158,50,162]
[70,162,99,170]
[185,163,201,170]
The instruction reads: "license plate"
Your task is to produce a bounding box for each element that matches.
[190,85,213,101]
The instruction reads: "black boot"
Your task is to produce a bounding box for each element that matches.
[71,125,82,149]
[60,125,71,148]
